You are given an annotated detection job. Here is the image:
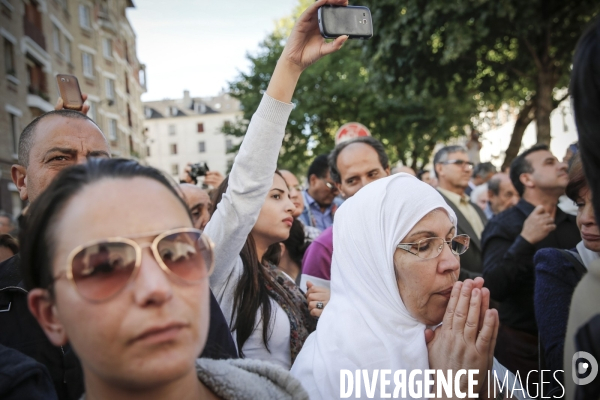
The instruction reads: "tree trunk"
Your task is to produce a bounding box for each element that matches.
[535,67,554,145]
[502,99,536,171]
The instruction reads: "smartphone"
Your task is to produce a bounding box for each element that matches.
[56,74,83,110]
[318,5,373,39]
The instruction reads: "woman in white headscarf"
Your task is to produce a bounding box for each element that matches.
[291,173,528,399]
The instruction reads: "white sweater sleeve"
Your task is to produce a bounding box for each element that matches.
[204,94,294,301]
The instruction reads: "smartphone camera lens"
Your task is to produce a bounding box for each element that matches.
[61,78,66,82]
[363,19,367,24]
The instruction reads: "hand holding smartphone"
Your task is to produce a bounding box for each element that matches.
[56,74,84,111]
[318,5,373,39]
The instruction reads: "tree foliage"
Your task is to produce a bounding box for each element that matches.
[363,0,600,165]
[225,0,599,174]
[225,0,475,174]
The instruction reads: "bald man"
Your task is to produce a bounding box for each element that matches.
[179,183,211,230]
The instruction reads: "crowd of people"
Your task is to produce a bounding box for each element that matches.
[0,1,599,399]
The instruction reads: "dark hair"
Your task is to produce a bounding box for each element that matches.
[20,158,190,292]
[571,17,600,222]
[328,137,389,184]
[307,154,330,181]
[473,162,497,179]
[509,144,549,197]
[417,169,430,181]
[210,171,298,356]
[18,110,103,167]
[0,234,19,255]
[565,155,588,203]
[283,219,309,268]
[487,175,502,196]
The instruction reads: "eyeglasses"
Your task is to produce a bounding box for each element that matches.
[441,160,474,170]
[322,179,338,192]
[55,228,214,303]
[396,235,470,260]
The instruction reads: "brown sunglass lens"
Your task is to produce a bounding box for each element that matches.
[71,242,137,301]
[156,231,211,282]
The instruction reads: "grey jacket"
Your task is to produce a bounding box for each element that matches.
[197,358,308,400]
[80,358,308,400]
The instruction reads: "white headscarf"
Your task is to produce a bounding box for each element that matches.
[291,174,457,399]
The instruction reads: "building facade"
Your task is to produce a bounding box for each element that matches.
[144,90,242,180]
[0,0,147,217]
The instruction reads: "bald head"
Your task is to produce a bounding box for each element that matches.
[392,165,416,176]
[487,173,519,215]
[11,113,110,203]
[179,183,211,230]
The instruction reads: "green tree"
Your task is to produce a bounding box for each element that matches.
[363,0,600,167]
[225,0,477,174]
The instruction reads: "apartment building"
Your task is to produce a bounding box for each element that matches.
[144,91,242,180]
[0,0,146,217]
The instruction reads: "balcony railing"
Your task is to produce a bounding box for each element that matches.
[23,18,46,50]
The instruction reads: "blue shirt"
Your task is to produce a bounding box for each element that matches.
[299,190,338,232]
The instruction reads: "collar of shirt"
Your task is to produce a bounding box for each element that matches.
[516,198,568,224]
[437,187,471,206]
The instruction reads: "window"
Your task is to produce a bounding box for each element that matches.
[197,123,204,133]
[79,4,91,29]
[198,141,205,153]
[124,72,129,93]
[102,37,112,59]
[88,101,97,122]
[105,78,115,100]
[9,112,18,154]
[64,37,72,62]
[147,147,151,157]
[52,24,62,54]
[108,118,117,141]
[82,52,94,78]
[168,124,176,135]
[170,143,177,155]
[171,164,179,175]
[223,120,231,128]
[226,139,233,152]
[4,38,15,75]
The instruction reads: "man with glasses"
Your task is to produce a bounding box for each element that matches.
[433,145,488,277]
[298,154,342,232]
[481,144,579,392]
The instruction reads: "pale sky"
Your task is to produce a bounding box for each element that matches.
[127,0,296,101]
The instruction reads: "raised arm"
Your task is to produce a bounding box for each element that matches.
[205,0,349,293]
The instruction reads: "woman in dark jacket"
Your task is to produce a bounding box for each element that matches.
[534,155,600,392]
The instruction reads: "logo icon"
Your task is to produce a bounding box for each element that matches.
[572,351,599,386]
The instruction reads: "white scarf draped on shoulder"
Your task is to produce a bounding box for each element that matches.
[291,173,457,399]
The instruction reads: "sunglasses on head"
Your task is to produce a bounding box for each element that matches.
[54,228,214,303]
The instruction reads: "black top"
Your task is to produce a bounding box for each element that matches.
[437,191,488,277]
[0,255,238,400]
[0,343,58,400]
[481,199,580,335]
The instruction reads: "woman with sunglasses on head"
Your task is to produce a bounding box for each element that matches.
[291,174,528,400]
[203,0,348,370]
[21,1,348,397]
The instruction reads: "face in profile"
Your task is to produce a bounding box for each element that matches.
[29,177,209,390]
[252,173,295,247]
[524,150,569,194]
[280,170,304,218]
[393,209,460,326]
[576,187,600,252]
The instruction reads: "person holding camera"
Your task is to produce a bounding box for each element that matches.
[204,0,349,370]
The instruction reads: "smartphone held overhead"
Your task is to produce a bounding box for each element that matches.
[56,74,84,111]
[318,5,373,39]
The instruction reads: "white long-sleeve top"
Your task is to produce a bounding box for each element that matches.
[204,94,295,369]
